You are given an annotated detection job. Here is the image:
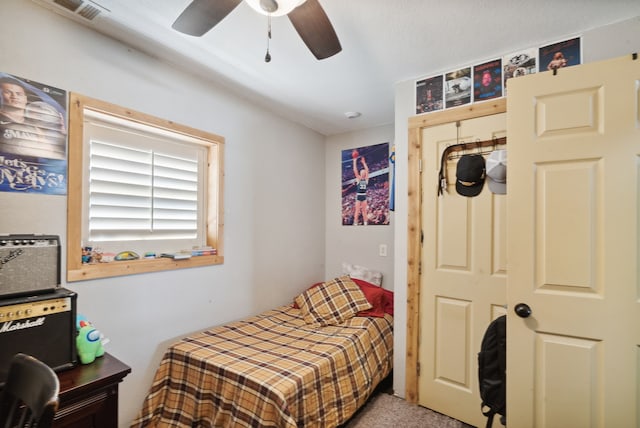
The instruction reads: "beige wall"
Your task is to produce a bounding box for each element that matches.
[324,125,395,285]
[3,0,639,423]
[1,1,326,426]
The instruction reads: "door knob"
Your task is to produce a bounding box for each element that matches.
[514,303,532,318]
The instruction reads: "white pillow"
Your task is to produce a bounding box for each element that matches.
[341,262,383,286]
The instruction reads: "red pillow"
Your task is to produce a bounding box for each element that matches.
[383,289,394,316]
[356,285,386,317]
[350,278,394,317]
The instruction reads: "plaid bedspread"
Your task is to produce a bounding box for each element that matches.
[130,305,393,428]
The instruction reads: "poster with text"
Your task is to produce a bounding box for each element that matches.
[539,37,581,72]
[503,48,537,95]
[342,142,390,226]
[445,67,472,109]
[0,72,67,195]
[473,59,503,102]
[416,75,444,114]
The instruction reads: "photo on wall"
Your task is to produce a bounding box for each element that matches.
[444,67,472,109]
[473,59,503,102]
[502,48,537,95]
[539,37,581,72]
[0,72,67,195]
[415,75,444,114]
[341,142,390,226]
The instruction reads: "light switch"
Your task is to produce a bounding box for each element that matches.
[379,244,387,257]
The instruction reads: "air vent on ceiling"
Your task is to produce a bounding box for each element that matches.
[33,0,109,22]
[76,3,101,20]
[53,0,83,12]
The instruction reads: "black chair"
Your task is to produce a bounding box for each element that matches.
[0,353,60,428]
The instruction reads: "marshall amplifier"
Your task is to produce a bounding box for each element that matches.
[0,234,60,298]
[0,288,77,384]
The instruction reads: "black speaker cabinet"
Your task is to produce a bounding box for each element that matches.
[0,234,60,298]
[0,288,77,384]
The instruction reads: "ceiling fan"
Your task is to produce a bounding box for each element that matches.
[172,0,342,60]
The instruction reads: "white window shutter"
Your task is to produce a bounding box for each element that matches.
[88,140,199,243]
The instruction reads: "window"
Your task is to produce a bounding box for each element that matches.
[83,110,207,252]
[67,93,224,281]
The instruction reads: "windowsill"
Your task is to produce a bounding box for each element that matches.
[67,255,224,282]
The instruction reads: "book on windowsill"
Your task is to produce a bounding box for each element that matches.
[190,246,217,256]
[160,252,192,260]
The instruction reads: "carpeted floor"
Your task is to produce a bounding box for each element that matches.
[343,392,476,428]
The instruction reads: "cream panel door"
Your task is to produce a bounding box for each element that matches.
[419,113,507,427]
[507,54,640,427]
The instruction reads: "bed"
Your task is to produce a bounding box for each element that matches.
[131,275,394,428]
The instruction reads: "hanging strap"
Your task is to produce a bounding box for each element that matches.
[485,412,495,428]
[437,146,448,195]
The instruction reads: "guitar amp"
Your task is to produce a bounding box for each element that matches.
[0,234,60,298]
[0,288,77,384]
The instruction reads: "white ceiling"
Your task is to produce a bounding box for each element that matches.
[34,0,640,135]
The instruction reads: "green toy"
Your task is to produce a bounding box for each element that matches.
[76,317,105,364]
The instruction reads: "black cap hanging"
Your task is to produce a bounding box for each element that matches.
[455,154,486,197]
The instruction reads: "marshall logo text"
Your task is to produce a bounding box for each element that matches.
[0,317,45,333]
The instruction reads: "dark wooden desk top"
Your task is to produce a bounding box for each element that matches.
[57,352,131,401]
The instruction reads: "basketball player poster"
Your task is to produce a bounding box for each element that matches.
[0,72,67,195]
[341,142,390,226]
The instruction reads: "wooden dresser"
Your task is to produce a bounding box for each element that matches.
[53,353,131,428]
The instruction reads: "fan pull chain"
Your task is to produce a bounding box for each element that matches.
[264,14,272,62]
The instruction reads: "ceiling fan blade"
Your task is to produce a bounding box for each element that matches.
[288,0,342,60]
[172,0,242,36]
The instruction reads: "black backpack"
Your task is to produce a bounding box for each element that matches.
[478,315,506,428]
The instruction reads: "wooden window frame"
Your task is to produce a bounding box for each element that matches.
[66,93,224,282]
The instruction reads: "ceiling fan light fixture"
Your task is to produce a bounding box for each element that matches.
[245,0,307,17]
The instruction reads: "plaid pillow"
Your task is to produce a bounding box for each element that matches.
[294,276,372,327]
